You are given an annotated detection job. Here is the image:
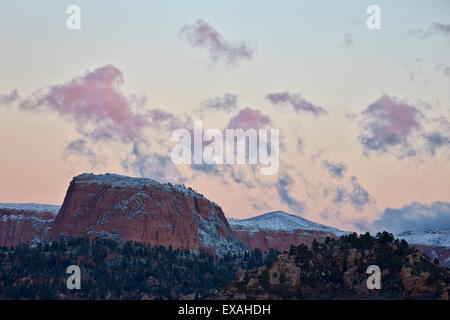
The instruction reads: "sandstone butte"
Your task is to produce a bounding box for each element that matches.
[48,173,245,256]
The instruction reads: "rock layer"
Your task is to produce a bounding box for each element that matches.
[229,211,347,252]
[0,204,59,247]
[232,227,337,252]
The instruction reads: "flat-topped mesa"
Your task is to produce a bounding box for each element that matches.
[0,203,60,247]
[229,211,350,252]
[49,173,246,256]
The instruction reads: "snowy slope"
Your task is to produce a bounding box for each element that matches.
[76,173,213,203]
[396,229,450,247]
[228,211,349,236]
[0,203,60,215]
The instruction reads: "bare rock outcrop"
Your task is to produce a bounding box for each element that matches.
[0,204,59,247]
[229,211,346,252]
[48,173,245,256]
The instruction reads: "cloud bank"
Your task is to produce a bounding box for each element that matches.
[372,202,450,233]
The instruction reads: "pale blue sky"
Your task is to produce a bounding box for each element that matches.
[1,0,449,107]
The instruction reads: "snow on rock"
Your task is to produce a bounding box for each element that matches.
[0,203,60,247]
[395,229,450,268]
[229,211,350,252]
[0,203,60,215]
[229,211,348,236]
[396,229,450,248]
[76,173,213,203]
[49,173,245,256]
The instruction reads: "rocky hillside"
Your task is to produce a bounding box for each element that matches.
[215,232,450,300]
[396,229,450,268]
[229,211,349,252]
[0,204,59,247]
[48,173,245,256]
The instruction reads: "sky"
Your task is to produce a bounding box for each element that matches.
[0,0,449,233]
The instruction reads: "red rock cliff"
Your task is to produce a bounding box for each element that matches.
[48,173,245,256]
[232,227,338,252]
[0,204,59,247]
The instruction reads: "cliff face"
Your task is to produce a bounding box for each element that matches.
[0,204,59,247]
[48,173,245,256]
[232,227,337,252]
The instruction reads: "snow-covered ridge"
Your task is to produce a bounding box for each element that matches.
[0,203,60,215]
[396,229,450,248]
[75,173,213,203]
[0,214,56,223]
[228,211,349,236]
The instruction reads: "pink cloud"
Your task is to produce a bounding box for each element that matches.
[19,65,147,142]
[180,19,253,65]
[359,95,422,155]
[227,107,272,130]
[14,65,192,180]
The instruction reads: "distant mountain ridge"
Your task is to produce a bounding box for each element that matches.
[229,211,349,236]
[396,229,450,247]
[229,211,450,267]
[395,229,450,267]
[0,203,60,214]
[228,211,350,253]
